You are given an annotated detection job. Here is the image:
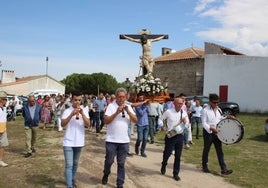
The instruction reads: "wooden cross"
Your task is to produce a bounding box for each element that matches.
[119,29,168,76]
[119,29,168,40]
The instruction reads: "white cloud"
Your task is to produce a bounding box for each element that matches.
[194,0,218,13]
[195,0,268,56]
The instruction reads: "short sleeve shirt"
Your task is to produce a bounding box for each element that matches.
[105,101,135,143]
[62,106,89,147]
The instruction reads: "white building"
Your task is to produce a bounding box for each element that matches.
[203,53,268,113]
[0,70,65,96]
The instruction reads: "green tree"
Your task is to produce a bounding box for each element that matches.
[61,72,122,95]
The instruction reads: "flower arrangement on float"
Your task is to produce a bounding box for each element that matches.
[134,74,166,96]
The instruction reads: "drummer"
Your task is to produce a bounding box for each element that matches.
[201,93,233,175]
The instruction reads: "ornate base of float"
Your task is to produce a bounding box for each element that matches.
[131,91,170,103]
[130,74,170,103]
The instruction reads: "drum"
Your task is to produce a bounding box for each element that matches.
[166,124,184,138]
[216,118,244,145]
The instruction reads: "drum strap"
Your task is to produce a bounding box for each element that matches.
[170,109,183,129]
[218,108,223,115]
[176,109,183,126]
[179,109,182,122]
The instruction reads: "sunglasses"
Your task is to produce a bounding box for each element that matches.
[211,101,219,104]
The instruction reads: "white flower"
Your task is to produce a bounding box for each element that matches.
[135,75,166,96]
[140,78,146,83]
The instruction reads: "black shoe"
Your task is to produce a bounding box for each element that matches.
[24,153,32,158]
[173,175,181,181]
[31,148,36,153]
[202,168,211,173]
[221,169,233,175]
[150,141,154,144]
[161,165,166,175]
[141,153,147,158]
[135,146,139,155]
[117,186,123,188]
[127,152,133,157]
[102,175,108,185]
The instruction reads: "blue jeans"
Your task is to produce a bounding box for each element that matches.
[103,142,128,187]
[183,128,189,145]
[135,125,149,154]
[94,111,105,133]
[148,116,157,142]
[191,116,201,137]
[162,134,183,176]
[63,146,82,188]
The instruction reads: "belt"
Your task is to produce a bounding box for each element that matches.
[148,115,156,117]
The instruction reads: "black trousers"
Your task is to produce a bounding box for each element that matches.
[161,134,183,176]
[202,129,227,171]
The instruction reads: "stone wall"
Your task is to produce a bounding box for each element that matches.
[154,58,204,96]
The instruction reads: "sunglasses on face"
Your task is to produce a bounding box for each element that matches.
[211,101,219,104]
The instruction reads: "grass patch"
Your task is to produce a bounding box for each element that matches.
[156,113,268,188]
[0,116,65,188]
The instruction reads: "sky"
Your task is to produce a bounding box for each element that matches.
[0,0,268,83]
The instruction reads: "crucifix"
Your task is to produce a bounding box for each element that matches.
[120,29,168,76]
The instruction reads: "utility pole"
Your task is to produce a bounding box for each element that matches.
[46,57,48,88]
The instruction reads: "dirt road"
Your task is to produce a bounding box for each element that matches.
[61,130,240,188]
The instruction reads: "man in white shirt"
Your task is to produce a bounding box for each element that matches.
[159,97,189,181]
[0,91,8,167]
[148,102,159,144]
[190,98,203,139]
[201,93,233,175]
[102,88,137,188]
[61,91,90,188]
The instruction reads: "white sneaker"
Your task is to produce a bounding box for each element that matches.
[189,141,195,145]
[0,161,8,167]
[184,144,190,150]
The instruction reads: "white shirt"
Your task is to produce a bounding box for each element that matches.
[190,105,203,117]
[148,102,159,116]
[201,105,223,134]
[0,107,7,133]
[62,106,89,147]
[105,101,135,143]
[80,105,89,113]
[160,108,189,131]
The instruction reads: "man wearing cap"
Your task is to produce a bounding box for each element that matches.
[201,93,233,175]
[0,91,8,167]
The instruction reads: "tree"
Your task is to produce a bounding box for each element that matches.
[61,72,122,95]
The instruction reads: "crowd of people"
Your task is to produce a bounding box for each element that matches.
[0,89,235,188]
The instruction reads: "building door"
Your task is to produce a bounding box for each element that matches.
[219,85,228,102]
